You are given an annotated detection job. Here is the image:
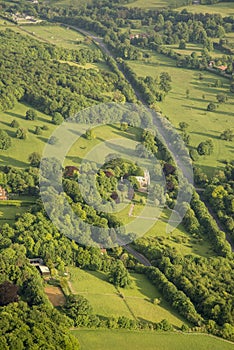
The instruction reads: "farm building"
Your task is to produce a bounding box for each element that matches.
[0,187,8,200]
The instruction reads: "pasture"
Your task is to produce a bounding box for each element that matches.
[68,267,187,327]
[128,50,234,177]
[72,329,234,350]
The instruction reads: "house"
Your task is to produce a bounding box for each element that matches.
[38,265,50,276]
[0,186,8,200]
[217,65,227,72]
[64,166,79,177]
[135,170,150,189]
[29,258,50,276]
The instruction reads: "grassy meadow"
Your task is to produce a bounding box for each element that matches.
[72,329,234,350]
[165,43,224,59]
[68,267,187,327]
[126,0,185,10]
[20,25,96,51]
[128,50,234,177]
[0,102,56,168]
[178,2,234,17]
[0,196,35,226]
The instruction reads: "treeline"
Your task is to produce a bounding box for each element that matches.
[132,240,234,340]
[203,162,234,240]
[190,191,232,257]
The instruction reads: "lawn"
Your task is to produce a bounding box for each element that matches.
[72,329,234,350]
[128,50,234,177]
[178,2,234,17]
[0,102,56,168]
[68,267,187,327]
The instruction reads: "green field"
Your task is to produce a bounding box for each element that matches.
[165,43,224,59]
[0,102,56,168]
[0,196,35,225]
[114,201,214,257]
[20,25,96,51]
[72,329,234,350]
[126,0,185,10]
[178,2,234,17]
[128,50,234,177]
[69,267,187,327]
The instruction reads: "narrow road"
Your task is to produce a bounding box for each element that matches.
[123,244,151,266]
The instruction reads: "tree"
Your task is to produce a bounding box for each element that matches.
[109,260,131,288]
[10,119,19,128]
[0,129,11,150]
[34,126,42,135]
[85,128,95,140]
[0,281,18,306]
[16,128,27,140]
[28,152,41,167]
[52,112,63,125]
[159,72,172,93]
[179,40,186,50]
[48,136,58,145]
[197,139,214,156]
[179,122,189,131]
[207,102,216,112]
[216,93,228,104]
[63,294,93,325]
[26,109,37,121]
[189,149,199,161]
[220,129,234,141]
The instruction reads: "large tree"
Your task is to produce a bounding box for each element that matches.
[0,129,11,150]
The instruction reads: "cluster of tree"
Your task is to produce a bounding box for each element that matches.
[0,129,11,150]
[133,241,234,340]
[0,167,39,195]
[0,243,80,349]
[45,5,234,73]
[0,30,127,117]
[190,191,232,257]
[203,162,234,240]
